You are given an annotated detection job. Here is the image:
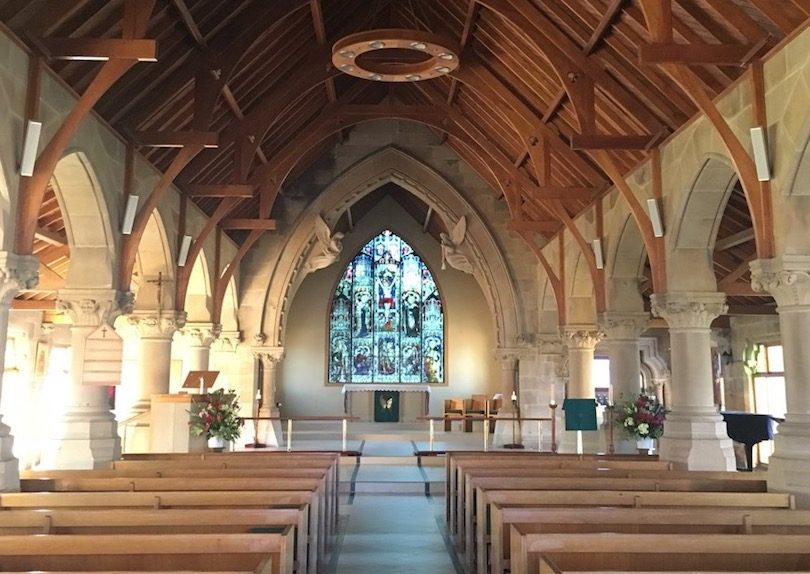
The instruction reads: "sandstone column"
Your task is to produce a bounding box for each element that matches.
[600,313,648,453]
[564,327,604,398]
[561,327,603,452]
[751,256,810,504]
[178,322,220,381]
[518,335,565,451]
[251,345,284,447]
[0,253,38,488]
[43,289,131,469]
[650,292,735,470]
[126,311,186,416]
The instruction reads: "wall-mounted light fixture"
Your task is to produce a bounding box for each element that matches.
[749,126,771,181]
[177,234,193,267]
[592,238,604,269]
[646,198,664,238]
[121,194,139,235]
[20,120,42,177]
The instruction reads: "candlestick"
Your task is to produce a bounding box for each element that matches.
[286,419,292,452]
[510,390,517,402]
[549,402,558,453]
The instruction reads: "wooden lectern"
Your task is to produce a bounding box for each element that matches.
[182,370,219,394]
[149,371,221,453]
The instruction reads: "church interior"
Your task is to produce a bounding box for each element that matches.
[1,0,810,572]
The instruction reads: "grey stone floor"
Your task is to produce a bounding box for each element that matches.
[329,492,462,574]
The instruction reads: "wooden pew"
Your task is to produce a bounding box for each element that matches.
[509,531,810,574]
[475,489,795,574]
[0,507,310,574]
[462,473,768,568]
[451,464,763,545]
[0,532,294,574]
[490,507,810,574]
[0,490,321,574]
[110,454,340,533]
[446,453,674,535]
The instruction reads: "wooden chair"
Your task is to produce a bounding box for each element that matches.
[444,399,465,431]
[465,395,490,433]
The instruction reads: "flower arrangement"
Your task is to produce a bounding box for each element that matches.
[189,388,244,441]
[617,392,667,439]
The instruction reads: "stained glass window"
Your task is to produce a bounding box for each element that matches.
[329,230,444,384]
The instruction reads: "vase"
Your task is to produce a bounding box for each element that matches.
[207,435,227,451]
[636,436,654,454]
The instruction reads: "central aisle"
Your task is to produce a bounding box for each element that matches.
[332,492,461,574]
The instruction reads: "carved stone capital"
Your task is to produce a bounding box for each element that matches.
[598,312,649,341]
[252,346,284,365]
[252,332,268,346]
[650,292,727,330]
[0,252,39,306]
[563,326,604,350]
[536,334,565,356]
[56,289,130,327]
[178,322,221,348]
[750,256,810,309]
[212,330,241,351]
[493,347,520,370]
[127,310,187,339]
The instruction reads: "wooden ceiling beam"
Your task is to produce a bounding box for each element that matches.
[507,219,561,233]
[478,0,665,133]
[11,299,57,310]
[187,184,255,198]
[134,131,219,148]
[570,134,656,150]
[35,226,67,246]
[715,228,755,251]
[35,38,157,61]
[639,39,769,66]
[171,0,205,45]
[221,218,277,230]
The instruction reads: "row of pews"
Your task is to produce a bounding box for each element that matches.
[445,451,810,574]
[0,451,342,574]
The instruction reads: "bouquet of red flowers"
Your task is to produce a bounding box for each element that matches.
[617,393,667,439]
[189,388,244,441]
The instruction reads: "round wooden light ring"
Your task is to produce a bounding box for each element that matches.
[332,29,460,82]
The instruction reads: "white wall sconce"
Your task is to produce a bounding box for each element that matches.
[592,238,604,269]
[177,234,193,267]
[121,194,139,235]
[750,126,771,181]
[646,198,664,238]
[20,120,42,177]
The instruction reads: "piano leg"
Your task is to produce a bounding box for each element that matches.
[743,443,755,472]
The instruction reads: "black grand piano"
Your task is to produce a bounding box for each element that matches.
[721,411,782,471]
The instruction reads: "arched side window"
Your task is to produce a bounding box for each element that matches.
[329,230,444,384]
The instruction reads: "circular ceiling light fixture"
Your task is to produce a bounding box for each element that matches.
[332,29,460,82]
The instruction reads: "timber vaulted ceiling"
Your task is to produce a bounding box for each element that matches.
[4,0,808,313]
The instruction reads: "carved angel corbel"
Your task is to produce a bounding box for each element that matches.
[305,215,345,273]
[440,216,473,274]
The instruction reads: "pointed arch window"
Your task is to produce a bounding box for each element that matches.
[328,230,444,384]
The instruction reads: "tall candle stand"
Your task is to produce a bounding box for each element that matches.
[606,403,615,454]
[549,400,558,453]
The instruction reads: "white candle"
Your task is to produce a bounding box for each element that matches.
[550,383,556,405]
[510,390,517,402]
[608,384,614,406]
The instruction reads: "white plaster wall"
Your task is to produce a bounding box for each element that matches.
[279,195,497,417]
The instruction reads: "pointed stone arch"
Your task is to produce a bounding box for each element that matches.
[257,147,522,348]
[50,151,115,288]
[220,277,239,332]
[131,211,174,310]
[184,251,212,322]
[606,212,648,312]
[667,155,739,291]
